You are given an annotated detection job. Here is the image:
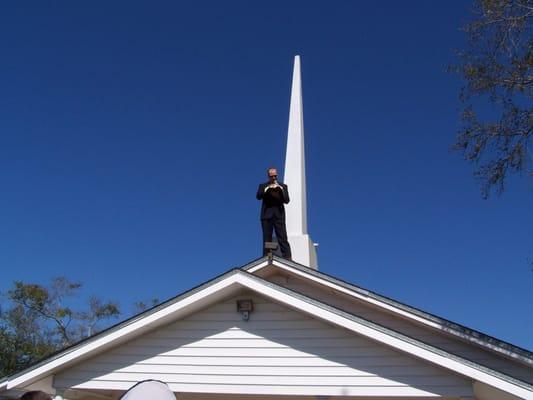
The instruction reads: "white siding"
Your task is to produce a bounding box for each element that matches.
[267,273,533,384]
[54,294,472,397]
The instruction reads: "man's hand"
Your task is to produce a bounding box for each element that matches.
[265,183,282,192]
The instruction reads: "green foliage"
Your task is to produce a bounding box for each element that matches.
[0,278,120,378]
[452,0,532,197]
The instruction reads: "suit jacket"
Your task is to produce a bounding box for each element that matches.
[256,182,290,220]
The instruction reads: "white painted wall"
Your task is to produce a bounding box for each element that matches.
[54,293,472,397]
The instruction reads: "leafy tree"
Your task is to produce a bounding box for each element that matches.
[0,277,120,377]
[452,0,532,197]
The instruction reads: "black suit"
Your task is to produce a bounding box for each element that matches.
[256,182,292,259]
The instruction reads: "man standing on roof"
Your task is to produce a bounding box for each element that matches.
[256,167,292,260]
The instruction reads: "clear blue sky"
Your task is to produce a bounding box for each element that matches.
[1,2,531,350]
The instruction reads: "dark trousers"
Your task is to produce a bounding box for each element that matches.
[261,217,292,259]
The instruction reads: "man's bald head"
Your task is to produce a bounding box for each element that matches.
[267,168,278,183]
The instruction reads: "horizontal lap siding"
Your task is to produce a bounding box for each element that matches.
[82,354,424,367]
[65,363,437,376]
[270,274,533,384]
[54,295,472,397]
[57,372,466,386]
[51,381,472,397]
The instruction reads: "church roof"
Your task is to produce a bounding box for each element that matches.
[1,257,532,399]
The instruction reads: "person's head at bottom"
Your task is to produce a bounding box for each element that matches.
[20,391,52,400]
[120,380,176,400]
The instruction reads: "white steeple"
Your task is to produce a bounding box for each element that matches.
[283,55,318,269]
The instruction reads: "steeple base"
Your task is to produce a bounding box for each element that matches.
[288,234,318,270]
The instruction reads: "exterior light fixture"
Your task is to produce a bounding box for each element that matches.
[236,299,254,321]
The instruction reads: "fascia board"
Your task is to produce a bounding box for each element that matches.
[252,259,443,328]
[237,257,270,271]
[6,273,244,390]
[249,259,533,366]
[232,273,533,400]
